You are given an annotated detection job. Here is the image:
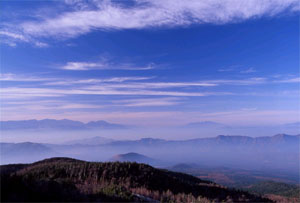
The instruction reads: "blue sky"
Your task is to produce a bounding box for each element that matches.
[0,0,299,127]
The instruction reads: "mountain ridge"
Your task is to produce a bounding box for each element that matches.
[0,157,270,202]
[0,119,126,130]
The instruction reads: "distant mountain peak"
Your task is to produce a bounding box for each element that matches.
[87,120,109,124]
[110,152,155,164]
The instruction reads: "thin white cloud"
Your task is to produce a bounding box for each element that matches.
[3,73,299,88]
[60,61,155,70]
[112,97,182,107]
[0,31,27,41]
[0,30,48,47]
[0,73,153,84]
[34,41,48,48]
[218,68,235,72]
[2,103,103,111]
[62,62,105,70]
[0,73,53,82]
[202,77,267,85]
[2,0,298,43]
[0,30,29,47]
[275,77,300,83]
[44,77,153,85]
[0,86,231,99]
[85,82,218,90]
[240,67,256,74]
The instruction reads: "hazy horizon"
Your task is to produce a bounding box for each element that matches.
[0,118,299,143]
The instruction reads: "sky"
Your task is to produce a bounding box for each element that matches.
[0,0,299,127]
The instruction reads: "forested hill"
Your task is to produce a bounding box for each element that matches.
[0,157,270,202]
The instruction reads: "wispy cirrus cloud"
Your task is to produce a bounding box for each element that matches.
[3,102,103,111]
[61,61,155,70]
[112,97,183,107]
[218,68,235,72]
[86,82,218,90]
[2,72,298,87]
[275,77,300,83]
[0,31,27,41]
[0,73,53,82]
[2,0,299,45]
[240,67,257,74]
[218,66,257,74]
[0,30,48,47]
[1,72,298,102]
[0,73,154,84]
[61,62,101,70]
[0,87,230,99]
[44,76,154,85]
[203,77,266,85]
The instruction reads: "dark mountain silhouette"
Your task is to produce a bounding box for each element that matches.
[110,152,156,164]
[0,157,270,202]
[0,119,126,130]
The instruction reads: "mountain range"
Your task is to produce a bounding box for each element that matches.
[0,119,126,130]
[1,119,299,134]
[1,134,299,175]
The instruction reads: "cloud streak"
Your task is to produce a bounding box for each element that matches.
[0,73,53,82]
[112,97,182,107]
[0,30,48,47]
[44,77,154,85]
[60,61,155,71]
[240,67,256,74]
[1,0,298,44]
[0,87,230,99]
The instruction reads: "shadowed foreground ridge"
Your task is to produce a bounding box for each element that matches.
[0,157,271,202]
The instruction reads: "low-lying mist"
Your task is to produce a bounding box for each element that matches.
[1,129,299,183]
[1,124,299,144]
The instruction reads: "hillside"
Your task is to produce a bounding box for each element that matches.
[168,163,300,188]
[0,157,270,202]
[246,181,300,199]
